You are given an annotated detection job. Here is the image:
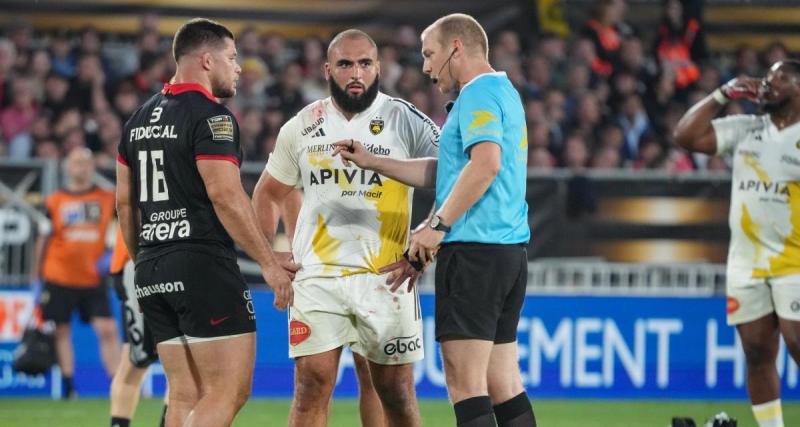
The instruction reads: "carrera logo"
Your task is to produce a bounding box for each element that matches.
[726,297,740,314]
[289,320,311,346]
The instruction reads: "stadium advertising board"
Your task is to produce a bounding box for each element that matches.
[1,290,797,399]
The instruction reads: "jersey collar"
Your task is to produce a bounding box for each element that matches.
[460,71,507,92]
[161,83,218,104]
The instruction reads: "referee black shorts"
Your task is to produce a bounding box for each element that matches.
[434,242,527,343]
[134,249,256,344]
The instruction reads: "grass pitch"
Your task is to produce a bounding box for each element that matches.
[1,398,798,426]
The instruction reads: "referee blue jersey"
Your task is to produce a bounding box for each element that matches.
[436,72,530,244]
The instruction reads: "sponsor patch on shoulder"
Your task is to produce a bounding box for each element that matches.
[207,115,234,142]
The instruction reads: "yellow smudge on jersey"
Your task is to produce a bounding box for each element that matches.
[519,127,528,150]
[343,179,409,275]
[467,111,498,131]
[764,182,800,277]
[308,152,354,191]
[742,153,771,184]
[742,204,769,278]
[311,213,340,273]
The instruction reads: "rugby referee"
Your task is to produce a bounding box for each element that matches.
[338,13,535,427]
[415,14,533,427]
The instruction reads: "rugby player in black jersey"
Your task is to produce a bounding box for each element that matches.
[116,18,298,427]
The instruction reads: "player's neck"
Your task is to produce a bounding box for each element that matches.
[769,106,800,130]
[331,99,357,121]
[170,71,212,94]
[66,180,92,193]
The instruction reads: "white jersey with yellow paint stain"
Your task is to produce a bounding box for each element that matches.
[266,92,439,282]
[714,114,800,282]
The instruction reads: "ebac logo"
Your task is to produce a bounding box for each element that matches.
[383,334,422,356]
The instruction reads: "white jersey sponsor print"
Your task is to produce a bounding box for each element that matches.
[266,93,439,282]
[714,114,800,281]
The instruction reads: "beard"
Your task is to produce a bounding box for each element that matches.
[330,75,379,114]
[211,74,235,99]
[761,96,791,114]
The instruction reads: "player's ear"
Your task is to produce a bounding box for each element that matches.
[200,51,213,71]
[323,62,331,81]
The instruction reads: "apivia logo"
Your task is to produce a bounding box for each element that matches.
[383,334,422,356]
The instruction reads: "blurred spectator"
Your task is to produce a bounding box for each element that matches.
[231,57,270,112]
[129,52,167,97]
[238,26,262,59]
[265,61,305,117]
[0,38,16,108]
[50,30,77,78]
[43,72,71,117]
[654,0,707,91]
[617,94,650,160]
[523,54,552,98]
[591,145,621,169]
[581,0,635,78]
[632,133,666,169]
[239,108,266,160]
[762,41,788,70]
[379,45,403,95]
[529,147,555,169]
[110,80,140,122]
[644,70,677,133]
[64,53,108,113]
[563,133,590,169]
[727,44,760,80]
[261,31,293,73]
[299,38,327,101]
[1,77,39,143]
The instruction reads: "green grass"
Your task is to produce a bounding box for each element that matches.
[1,398,799,426]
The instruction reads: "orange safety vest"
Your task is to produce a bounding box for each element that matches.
[657,19,701,89]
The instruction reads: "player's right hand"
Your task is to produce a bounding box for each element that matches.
[331,139,377,169]
[720,77,762,102]
[262,260,299,311]
[378,258,425,293]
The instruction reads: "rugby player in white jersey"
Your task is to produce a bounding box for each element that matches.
[675,60,800,427]
[252,29,439,427]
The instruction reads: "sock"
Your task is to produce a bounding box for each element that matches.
[159,404,168,427]
[110,417,130,427]
[493,392,537,427]
[454,396,495,427]
[753,399,784,427]
[63,376,75,398]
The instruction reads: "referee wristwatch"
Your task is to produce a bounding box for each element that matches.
[430,215,451,233]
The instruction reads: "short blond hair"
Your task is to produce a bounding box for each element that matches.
[422,13,488,60]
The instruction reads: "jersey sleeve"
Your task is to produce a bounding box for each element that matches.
[398,102,440,158]
[193,108,242,167]
[458,84,504,155]
[265,118,301,187]
[711,114,761,156]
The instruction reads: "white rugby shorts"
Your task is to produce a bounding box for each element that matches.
[287,272,423,365]
[727,274,800,325]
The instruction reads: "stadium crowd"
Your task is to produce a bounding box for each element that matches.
[0,1,792,172]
